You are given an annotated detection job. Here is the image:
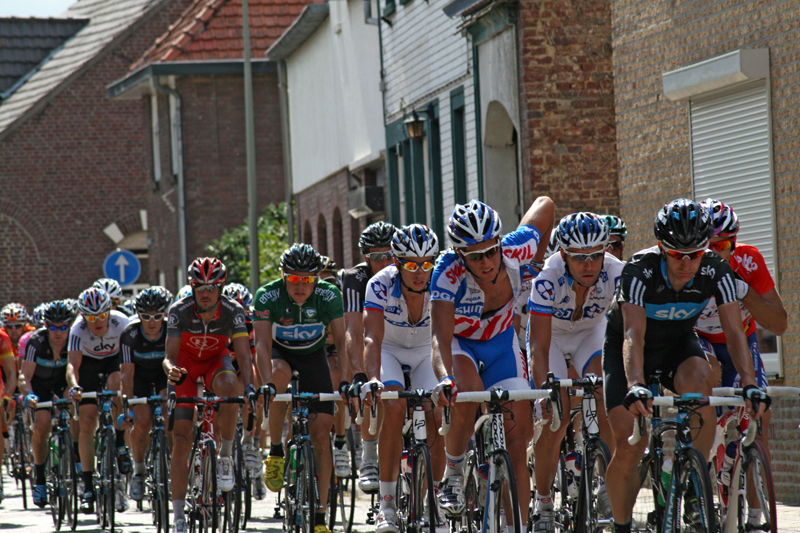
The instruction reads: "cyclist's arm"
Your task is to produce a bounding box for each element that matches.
[120,362,135,398]
[328,316,350,382]
[253,320,274,385]
[528,312,552,389]
[19,359,35,396]
[620,302,646,388]
[232,334,254,388]
[431,300,455,381]
[742,287,788,336]
[2,355,16,396]
[518,196,555,262]
[344,311,366,376]
[67,349,82,390]
[363,309,385,382]
[718,301,758,388]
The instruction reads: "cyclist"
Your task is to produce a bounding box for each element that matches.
[0,326,16,502]
[19,300,76,507]
[175,285,193,302]
[360,224,444,533]
[254,243,348,533]
[2,303,35,357]
[527,213,623,530]
[18,303,47,361]
[120,286,171,503]
[164,257,255,533]
[602,198,769,533]
[67,287,131,513]
[601,214,627,261]
[341,221,396,493]
[430,197,554,522]
[94,278,133,317]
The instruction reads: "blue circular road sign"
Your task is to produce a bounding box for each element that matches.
[103,249,142,287]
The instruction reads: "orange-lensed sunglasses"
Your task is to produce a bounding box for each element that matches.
[284,274,316,285]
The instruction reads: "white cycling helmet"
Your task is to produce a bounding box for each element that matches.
[93,278,123,300]
[555,212,610,250]
[391,224,440,258]
[446,200,502,248]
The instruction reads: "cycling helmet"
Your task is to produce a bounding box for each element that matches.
[1,303,29,324]
[43,300,76,325]
[93,278,123,300]
[447,200,502,248]
[121,299,136,315]
[222,283,253,307]
[700,198,739,238]
[319,256,338,273]
[556,212,610,251]
[280,243,324,273]
[391,224,440,258]
[176,285,193,301]
[134,286,172,313]
[188,257,228,286]
[76,287,112,315]
[544,229,559,259]
[358,221,397,254]
[601,215,628,241]
[63,299,79,314]
[31,303,47,328]
[654,198,714,250]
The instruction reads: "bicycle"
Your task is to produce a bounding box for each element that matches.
[233,410,251,531]
[327,426,357,533]
[441,387,551,533]
[7,393,32,509]
[36,396,79,531]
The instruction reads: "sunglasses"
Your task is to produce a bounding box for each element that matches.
[193,284,221,293]
[460,242,501,262]
[83,312,109,322]
[661,246,706,260]
[563,250,606,263]
[111,299,121,305]
[284,274,317,285]
[709,239,735,252]
[400,260,435,273]
[139,312,165,321]
[4,323,24,330]
[608,241,624,251]
[46,324,70,332]
[366,251,394,261]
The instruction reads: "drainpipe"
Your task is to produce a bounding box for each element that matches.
[154,78,188,280]
[277,60,294,245]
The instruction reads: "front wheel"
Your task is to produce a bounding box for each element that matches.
[490,450,521,533]
[463,452,483,533]
[297,440,318,533]
[334,428,356,533]
[62,430,79,531]
[575,439,611,533]
[201,441,219,533]
[153,430,171,533]
[411,444,437,533]
[49,438,64,531]
[736,440,777,533]
[670,447,715,533]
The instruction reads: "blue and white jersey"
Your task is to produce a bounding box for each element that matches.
[364,265,431,350]
[528,252,623,334]
[430,225,541,341]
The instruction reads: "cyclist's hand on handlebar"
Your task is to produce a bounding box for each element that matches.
[260,383,277,403]
[24,393,38,410]
[168,366,188,386]
[622,383,652,417]
[431,377,457,408]
[742,384,770,419]
[360,378,384,406]
[69,387,83,402]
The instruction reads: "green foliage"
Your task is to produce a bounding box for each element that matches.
[204,202,288,288]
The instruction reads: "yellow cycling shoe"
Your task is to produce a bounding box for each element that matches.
[314,524,332,533]
[264,455,285,492]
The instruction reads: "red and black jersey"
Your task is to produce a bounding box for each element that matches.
[167,295,249,362]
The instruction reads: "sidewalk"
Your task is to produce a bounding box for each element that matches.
[778,501,800,532]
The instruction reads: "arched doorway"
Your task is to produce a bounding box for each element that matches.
[483,100,520,227]
[303,220,312,244]
[317,214,328,256]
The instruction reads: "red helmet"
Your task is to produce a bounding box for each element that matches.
[188,257,228,286]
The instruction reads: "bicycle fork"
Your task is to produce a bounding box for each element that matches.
[482,413,505,533]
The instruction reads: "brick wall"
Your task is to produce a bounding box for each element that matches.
[0,0,193,309]
[610,0,800,502]
[517,0,619,220]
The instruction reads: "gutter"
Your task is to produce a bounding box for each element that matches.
[277,60,294,245]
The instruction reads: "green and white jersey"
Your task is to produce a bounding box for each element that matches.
[253,279,344,355]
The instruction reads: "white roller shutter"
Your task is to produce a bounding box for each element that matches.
[690,81,781,376]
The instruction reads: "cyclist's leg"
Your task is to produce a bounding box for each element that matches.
[30,380,54,506]
[376,348,405,529]
[129,371,156,501]
[327,347,346,437]
[671,336,716,460]
[209,355,239,492]
[573,325,613,453]
[77,357,105,504]
[410,350,444,480]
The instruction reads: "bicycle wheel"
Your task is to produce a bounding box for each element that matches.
[284,447,298,533]
[552,450,573,532]
[61,430,79,531]
[463,452,483,533]
[337,428,357,533]
[297,439,318,533]
[201,441,219,533]
[49,440,64,531]
[575,439,611,533]
[222,436,243,533]
[16,419,29,509]
[670,447,715,533]
[411,444,437,533]
[154,431,171,533]
[106,427,117,533]
[736,440,776,533]
[631,455,662,533]
[490,450,521,533]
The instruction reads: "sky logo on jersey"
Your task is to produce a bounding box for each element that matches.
[535,279,556,302]
[645,302,706,320]
[277,323,325,341]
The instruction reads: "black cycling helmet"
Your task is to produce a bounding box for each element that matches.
[280,243,324,273]
[654,198,714,250]
[358,221,397,254]
[134,286,172,313]
[43,300,76,324]
[319,256,338,273]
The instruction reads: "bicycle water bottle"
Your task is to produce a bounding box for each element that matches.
[657,458,673,506]
[719,442,736,486]
[478,461,489,505]
[564,451,582,499]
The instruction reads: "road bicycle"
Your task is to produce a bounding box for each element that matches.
[6,393,32,509]
[129,392,170,533]
[36,396,79,531]
[327,425,357,533]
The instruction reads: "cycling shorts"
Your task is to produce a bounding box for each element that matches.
[380,344,438,391]
[453,326,530,391]
[31,375,69,410]
[698,332,767,389]
[272,346,334,416]
[547,324,605,380]
[603,329,707,411]
[78,354,121,405]
[133,364,168,399]
[174,352,236,405]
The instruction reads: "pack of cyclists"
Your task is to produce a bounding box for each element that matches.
[0,194,783,533]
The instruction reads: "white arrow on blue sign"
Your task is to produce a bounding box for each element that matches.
[103,249,142,287]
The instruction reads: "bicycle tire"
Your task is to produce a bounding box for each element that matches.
[669,447,715,533]
[62,430,79,531]
[284,448,298,533]
[49,438,63,531]
[202,440,219,533]
[106,427,117,533]
[17,418,29,510]
[297,439,318,533]
[411,443,437,533]
[553,450,573,532]
[96,429,108,529]
[491,450,521,533]
[340,428,357,533]
[632,453,663,533]
[575,438,611,533]
[154,430,171,533]
[463,452,483,533]
[736,440,777,533]
[241,467,251,530]
[222,435,243,533]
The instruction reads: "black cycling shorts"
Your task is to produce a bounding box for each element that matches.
[133,364,168,399]
[78,354,121,405]
[31,375,68,408]
[602,329,708,411]
[272,346,334,416]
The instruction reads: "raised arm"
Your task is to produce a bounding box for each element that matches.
[742,287,788,336]
[519,196,555,262]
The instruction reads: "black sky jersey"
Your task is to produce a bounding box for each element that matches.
[607,246,737,343]
[341,263,372,314]
[24,329,68,381]
[121,320,167,371]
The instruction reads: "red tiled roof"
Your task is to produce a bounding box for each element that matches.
[130,0,316,70]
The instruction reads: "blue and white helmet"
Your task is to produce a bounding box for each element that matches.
[222,283,254,307]
[446,200,502,248]
[76,287,112,315]
[391,224,439,258]
[176,285,193,301]
[544,229,559,259]
[556,212,610,250]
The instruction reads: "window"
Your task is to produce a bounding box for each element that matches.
[451,87,467,205]
[384,0,396,16]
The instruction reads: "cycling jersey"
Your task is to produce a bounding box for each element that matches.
[120,320,166,371]
[364,265,431,350]
[695,243,775,343]
[430,225,541,341]
[24,328,68,381]
[0,329,12,360]
[6,324,36,357]
[17,330,34,360]
[68,310,130,360]
[341,263,371,313]
[253,279,343,355]
[166,295,248,362]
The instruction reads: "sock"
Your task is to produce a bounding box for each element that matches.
[747,508,762,525]
[253,433,261,446]
[535,491,553,511]
[134,461,146,476]
[379,481,397,510]
[444,451,465,478]
[334,435,347,450]
[315,511,326,525]
[115,429,126,449]
[173,500,185,522]
[35,463,46,485]
[243,433,254,446]
[220,438,233,457]
[613,522,631,533]
[83,471,94,493]
[270,444,284,457]
[362,438,378,464]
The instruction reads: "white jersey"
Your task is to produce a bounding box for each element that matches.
[68,310,130,360]
[527,252,623,334]
[363,264,431,350]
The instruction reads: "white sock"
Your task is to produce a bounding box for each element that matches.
[379,481,397,510]
[444,451,465,478]
[747,508,762,525]
[134,461,146,476]
[362,438,379,464]
[535,491,553,511]
[243,433,254,446]
[220,438,233,457]
[173,500,185,522]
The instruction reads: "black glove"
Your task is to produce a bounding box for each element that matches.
[262,383,277,399]
[742,384,771,411]
[339,381,351,395]
[350,373,368,398]
[622,383,652,410]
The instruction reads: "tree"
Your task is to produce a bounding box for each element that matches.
[204,202,288,288]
